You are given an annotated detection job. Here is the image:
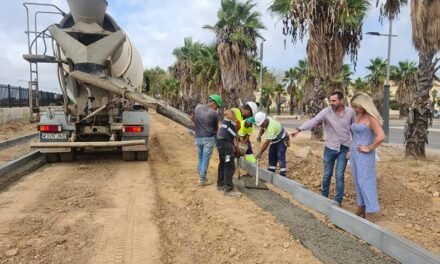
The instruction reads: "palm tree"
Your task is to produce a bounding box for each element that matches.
[274,83,287,115]
[390,60,418,118]
[159,77,181,108]
[194,44,222,103]
[330,64,353,98]
[366,57,387,116]
[283,67,298,115]
[171,38,205,113]
[204,0,265,108]
[376,0,440,158]
[351,77,371,95]
[295,87,306,115]
[143,67,167,97]
[404,0,440,158]
[283,59,309,115]
[171,38,222,113]
[270,0,370,140]
[261,86,275,114]
[376,0,408,22]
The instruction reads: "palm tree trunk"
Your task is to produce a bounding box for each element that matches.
[289,96,295,115]
[372,83,385,117]
[265,98,271,115]
[276,94,282,115]
[404,53,438,158]
[399,105,404,119]
[217,42,256,107]
[310,76,326,140]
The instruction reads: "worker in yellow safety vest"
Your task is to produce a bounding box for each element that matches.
[237,117,256,163]
[223,102,258,130]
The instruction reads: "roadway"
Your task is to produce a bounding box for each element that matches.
[277,118,440,150]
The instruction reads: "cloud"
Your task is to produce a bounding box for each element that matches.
[0,1,418,92]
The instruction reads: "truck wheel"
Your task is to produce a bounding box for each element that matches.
[60,151,76,162]
[122,151,136,161]
[136,151,149,161]
[45,153,60,163]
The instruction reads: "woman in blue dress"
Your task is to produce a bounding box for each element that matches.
[348,93,385,218]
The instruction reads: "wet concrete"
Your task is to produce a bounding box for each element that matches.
[236,175,397,264]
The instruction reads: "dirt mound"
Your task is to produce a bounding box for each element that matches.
[0,121,35,141]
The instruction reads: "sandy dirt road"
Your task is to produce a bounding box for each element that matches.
[0,113,320,264]
[0,154,160,264]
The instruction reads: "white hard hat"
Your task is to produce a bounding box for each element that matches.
[254,112,267,126]
[246,102,258,117]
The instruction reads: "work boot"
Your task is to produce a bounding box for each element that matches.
[198,179,212,187]
[224,187,242,197]
[216,185,225,191]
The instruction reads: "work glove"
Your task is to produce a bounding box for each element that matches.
[255,153,262,160]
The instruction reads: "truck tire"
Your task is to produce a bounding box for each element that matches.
[122,151,136,161]
[45,153,60,163]
[136,151,149,161]
[60,151,76,162]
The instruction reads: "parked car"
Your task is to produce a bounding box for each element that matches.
[433,110,440,119]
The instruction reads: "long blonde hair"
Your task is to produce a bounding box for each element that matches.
[350,93,383,125]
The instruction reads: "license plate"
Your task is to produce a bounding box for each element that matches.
[41,133,67,140]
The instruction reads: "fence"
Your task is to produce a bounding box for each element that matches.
[0,84,61,108]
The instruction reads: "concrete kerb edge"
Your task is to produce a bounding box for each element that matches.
[239,159,440,264]
[381,227,440,264]
[0,150,42,177]
[0,132,39,151]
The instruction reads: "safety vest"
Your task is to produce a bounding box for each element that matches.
[231,108,243,122]
[238,120,254,137]
[265,117,287,144]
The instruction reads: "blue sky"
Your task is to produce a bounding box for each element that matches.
[0,1,419,92]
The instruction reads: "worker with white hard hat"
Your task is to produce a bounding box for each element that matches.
[224,101,258,125]
[255,112,289,177]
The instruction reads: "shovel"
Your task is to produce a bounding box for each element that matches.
[237,157,241,180]
[255,141,260,186]
[243,141,268,190]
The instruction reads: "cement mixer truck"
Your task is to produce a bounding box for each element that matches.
[24,0,193,162]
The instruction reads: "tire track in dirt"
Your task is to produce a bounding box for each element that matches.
[0,161,114,264]
[90,158,160,264]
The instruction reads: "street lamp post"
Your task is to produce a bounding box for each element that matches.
[258,39,265,111]
[366,17,397,143]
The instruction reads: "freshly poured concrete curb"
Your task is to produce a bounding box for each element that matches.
[240,159,440,264]
[0,132,38,151]
[0,150,42,177]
